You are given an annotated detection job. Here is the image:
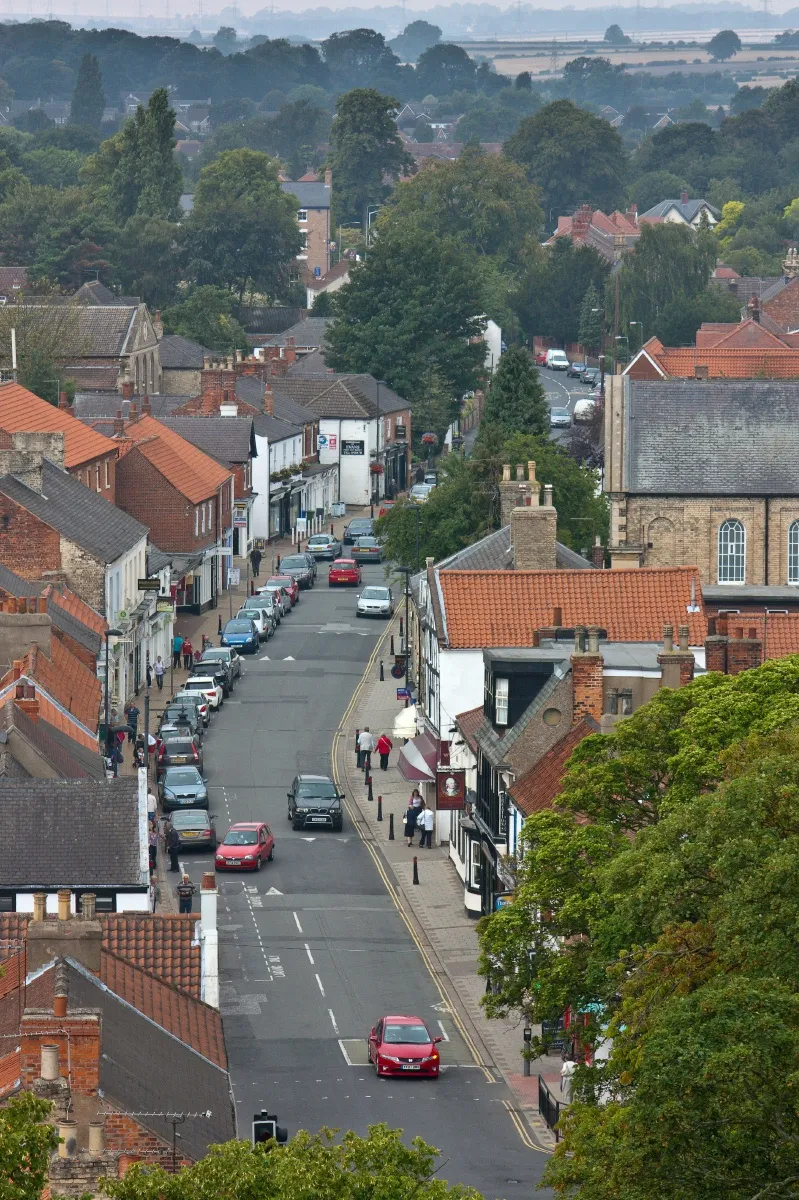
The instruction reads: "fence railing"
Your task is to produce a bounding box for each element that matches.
[538,1075,562,1141]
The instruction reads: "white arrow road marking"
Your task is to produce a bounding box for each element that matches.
[300,837,317,842]
[260,654,271,661]
[431,1001,451,1013]
[283,656,295,661]
[265,886,283,895]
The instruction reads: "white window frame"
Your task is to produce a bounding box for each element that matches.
[469,839,482,889]
[297,209,307,222]
[789,520,799,584]
[201,505,206,534]
[495,677,509,726]
[104,459,110,489]
[195,507,199,536]
[717,518,746,584]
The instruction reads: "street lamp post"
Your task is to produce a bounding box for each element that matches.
[103,628,123,768]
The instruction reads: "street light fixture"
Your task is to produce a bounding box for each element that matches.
[103,628,123,761]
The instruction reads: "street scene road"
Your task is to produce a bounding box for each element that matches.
[176,561,550,1199]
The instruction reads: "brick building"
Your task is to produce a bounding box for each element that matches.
[280,175,331,286]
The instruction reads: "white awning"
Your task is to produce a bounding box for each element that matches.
[393,704,418,741]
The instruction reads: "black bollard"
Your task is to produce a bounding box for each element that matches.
[390,634,395,656]
[367,775,374,802]
[388,812,394,840]
[379,659,384,681]
[412,856,419,885]
[399,616,404,639]
[250,580,255,595]
[276,555,281,570]
[377,795,383,821]
[218,614,222,634]
[330,522,334,535]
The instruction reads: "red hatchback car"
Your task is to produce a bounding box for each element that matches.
[329,558,362,587]
[535,350,548,366]
[368,1015,442,1077]
[215,821,274,871]
[270,574,299,605]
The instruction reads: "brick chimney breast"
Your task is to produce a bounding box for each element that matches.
[511,483,557,570]
[571,628,603,723]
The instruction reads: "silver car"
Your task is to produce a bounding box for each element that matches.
[357,585,394,618]
[549,405,571,428]
[307,533,342,560]
[257,582,289,617]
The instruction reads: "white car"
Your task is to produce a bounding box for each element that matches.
[357,585,395,618]
[257,582,290,617]
[183,674,224,711]
[410,483,432,503]
[236,606,272,641]
[573,398,598,422]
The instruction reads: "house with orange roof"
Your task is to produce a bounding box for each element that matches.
[546,202,641,263]
[114,405,234,611]
[622,330,799,381]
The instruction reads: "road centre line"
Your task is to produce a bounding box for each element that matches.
[315,973,326,996]
[293,911,303,933]
[305,943,315,965]
[328,1009,340,1034]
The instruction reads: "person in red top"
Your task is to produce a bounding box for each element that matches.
[376,732,393,771]
[182,638,193,669]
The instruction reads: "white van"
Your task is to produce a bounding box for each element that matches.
[545,349,570,371]
[573,398,597,422]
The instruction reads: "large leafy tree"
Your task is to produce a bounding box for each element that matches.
[482,345,548,437]
[389,20,442,62]
[266,100,330,179]
[615,220,716,337]
[69,52,105,131]
[504,100,625,219]
[185,149,301,300]
[324,220,486,400]
[162,285,248,352]
[514,238,610,346]
[415,43,477,96]
[707,28,742,60]
[328,87,413,226]
[322,29,400,90]
[0,1093,58,1200]
[653,285,742,345]
[101,1124,482,1200]
[577,282,603,354]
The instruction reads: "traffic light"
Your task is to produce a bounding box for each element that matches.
[252,1112,288,1146]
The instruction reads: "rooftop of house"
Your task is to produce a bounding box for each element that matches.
[276,370,408,417]
[625,332,799,379]
[280,180,331,209]
[0,458,148,563]
[639,196,720,223]
[307,260,351,292]
[74,392,188,425]
[0,381,118,468]
[118,413,232,504]
[19,304,148,358]
[43,584,106,656]
[454,703,483,754]
[0,639,102,736]
[73,279,139,306]
[0,777,142,888]
[0,698,105,779]
[0,267,28,294]
[235,306,307,335]
[510,717,599,818]
[158,333,213,370]
[258,317,330,349]
[436,566,706,649]
[625,378,799,494]
[160,417,257,466]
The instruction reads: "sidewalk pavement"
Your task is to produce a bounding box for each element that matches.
[334,613,564,1151]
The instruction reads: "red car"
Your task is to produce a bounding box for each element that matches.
[269,574,299,605]
[368,1015,442,1077]
[535,350,548,366]
[329,558,362,586]
[215,821,274,871]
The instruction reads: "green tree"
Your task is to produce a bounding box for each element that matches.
[162,285,249,352]
[389,19,442,62]
[616,221,716,340]
[0,298,86,401]
[112,214,183,310]
[213,26,238,54]
[101,1124,482,1200]
[324,220,486,400]
[415,43,477,95]
[628,168,690,214]
[514,238,610,346]
[0,1093,58,1200]
[69,52,105,131]
[707,28,742,60]
[267,100,330,179]
[328,88,413,226]
[653,284,742,345]
[322,29,400,90]
[604,23,631,44]
[185,148,301,300]
[482,345,548,437]
[578,282,603,354]
[505,100,626,218]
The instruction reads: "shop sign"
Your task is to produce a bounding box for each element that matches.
[436,767,466,810]
[341,439,365,455]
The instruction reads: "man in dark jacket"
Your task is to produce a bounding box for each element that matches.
[166,823,180,872]
[177,874,196,914]
[251,547,262,577]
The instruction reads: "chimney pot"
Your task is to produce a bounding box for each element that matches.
[121,380,134,402]
[141,395,151,416]
[129,401,138,420]
[573,624,586,653]
[81,893,96,921]
[543,484,553,507]
[502,464,511,482]
[663,623,674,652]
[33,892,46,921]
[515,464,524,481]
[57,890,71,921]
[53,994,67,1019]
[58,1121,78,1159]
[678,624,690,652]
[88,1122,105,1154]
[58,391,69,410]
[587,625,600,655]
[40,1044,59,1081]
[425,556,434,567]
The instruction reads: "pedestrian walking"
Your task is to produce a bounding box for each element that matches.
[403,801,419,847]
[251,546,262,578]
[124,701,140,743]
[376,732,393,771]
[172,632,184,669]
[154,656,165,690]
[146,658,153,688]
[166,822,180,872]
[148,821,158,870]
[177,873,196,914]
[357,726,375,771]
[182,638,193,670]
[418,803,435,849]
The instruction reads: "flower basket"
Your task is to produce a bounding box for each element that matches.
[421,432,438,446]
[370,462,384,475]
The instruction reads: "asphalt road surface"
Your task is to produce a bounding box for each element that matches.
[538,363,596,447]
[175,563,551,1199]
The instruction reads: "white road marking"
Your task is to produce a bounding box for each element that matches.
[283,656,295,661]
[315,973,326,996]
[437,1020,450,1042]
[264,886,283,895]
[260,655,271,661]
[300,837,316,842]
[328,1009,340,1034]
[293,911,303,933]
[305,943,315,965]
[338,1042,354,1065]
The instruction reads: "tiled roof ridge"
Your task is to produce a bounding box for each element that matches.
[511,716,600,817]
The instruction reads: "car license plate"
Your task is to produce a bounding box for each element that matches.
[401,1064,421,1071]
[310,816,328,823]
[227,858,240,865]
[183,831,199,838]
[178,797,193,804]
[173,756,188,764]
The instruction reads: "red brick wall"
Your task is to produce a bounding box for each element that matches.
[200,367,238,402]
[763,278,799,329]
[20,1013,101,1094]
[116,449,202,553]
[0,495,62,580]
[106,1113,192,1170]
[625,357,662,381]
[0,1050,20,1098]
[726,637,762,675]
[571,654,604,723]
[71,453,117,505]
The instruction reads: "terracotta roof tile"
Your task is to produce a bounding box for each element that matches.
[438,567,706,649]
[100,951,226,1067]
[0,381,117,469]
[714,611,799,662]
[102,913,202,998]
[0,1050,20,1097]
[511,718,599,817]
[628,332,799,378]
[43,585,107,639]
[455,704,484,753]
[0,640,101,733]
[121,415,232,504]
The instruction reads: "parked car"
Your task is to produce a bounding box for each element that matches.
[159,704,204,739]
[221,617,259,655]
[545,349,569,371]
[288,773,345,831]
[357,585,394,618]
[242,594,279,632]
[300,550,318,581]
[160,765,208,811]
[329,558,361,586]
[190,657,230,696]
[549,405,572,428]
[351,536,384,564]
[258,580,290,616]
[183,673,224,710]
[171,692,210,730]
[197,646,241,688]
[535,351,548,366]
[410,483,432,503]
[277,553,315,589]
[169,808,217,851]
[307,533,342,560]
[378,500,396,518]
[573,398,598,422]
[581,366,600,386]
[424,473,437,488]
[567,360,587,379]
[367,1015,442,1077]
[236,606,272,641]
[215,821,274,871]
[267,574,299,605]
[343,517,374,545]
[157,734,203,776]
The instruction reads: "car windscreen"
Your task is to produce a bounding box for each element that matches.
[225,621,253,633]
[200,649,228,660]
[280,556,307,568]
[184,679,214,690]
[362,587,390,599]
[349,520,372,530]
[164,768,202,785]
[298,780,337,798]
[224,830,257,845]
[383,1023,430,1045]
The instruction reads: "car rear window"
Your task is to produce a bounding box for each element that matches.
[280,556,307,568]
[224,829,257,845]
[165,740,195,754]
[171,811,207,827]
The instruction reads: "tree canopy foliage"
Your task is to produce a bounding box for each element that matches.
[327,88,413,225]
[482,345,548,437]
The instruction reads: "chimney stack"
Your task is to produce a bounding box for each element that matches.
[680,190,689,205]
[58,391,69,410]
[571,624,603,723]
[510,472,557,570]
[33,892,46,921]
[121,379,134,402]
[748,293,761,323]
[658,622,695,689]
[113,409,124,436]
[153,309,163,341]
[263,383,274,416]
[694,364,709,380]
[591,535,605,569]
[57,889,71,921]
[141,395,152,416]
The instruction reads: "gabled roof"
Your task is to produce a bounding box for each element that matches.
[0,459,148,563]
[0,777,142,888]
[73,392,186,422]
[259,317,330,350]
[21,304,143,357]
[251,412,302,442]
[437,567,706,648]
[0,699,105,779]
[0,639,102,734]
[0,267,28,293]
[0,381,117,468]
[160,417,256,465]
[43,584,106,655]
[307,260,351,292]
[511,717,599,817]
[639,197,720,223]
[280,180,331,209]
[120,414,232,504]
[102,913,201,997]
[235,306,307,334]
[624,334,799,380]
[455,704,483,753]
[0,562,36,597]
[158,333,211,369]
[73,280,138,306]
[273,376,380,419]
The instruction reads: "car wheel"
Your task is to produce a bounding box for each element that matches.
[268,845,274,861]
[333,821,343,833]
[292,821,303,832]
[254,856,261,872]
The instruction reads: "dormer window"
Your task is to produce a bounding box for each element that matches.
[495,678,509,726]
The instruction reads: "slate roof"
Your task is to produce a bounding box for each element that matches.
[437,566,706,648]
[0,563,35,597]
[236,306,306,334]
[0,777,142,888]
[22,305,141,357]
[0,381,117,469]
[73,280,138,306]
[626,379,799,494]
[259,317,330,349]
[639,197,720,223]
[0,700,105,779]
[73,392,186,422]
[511,717,599,817]
[68,960,235,1160]
[43,585,106,655]
[0,460,148,562]
[423,525,593,573]
[161,417,256,465]
[119,414,232,504]
[103,913,202,997]
[280,180,331,209]
[287,347,332,376]
[158,334,211,370]
[251,412,302,442]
